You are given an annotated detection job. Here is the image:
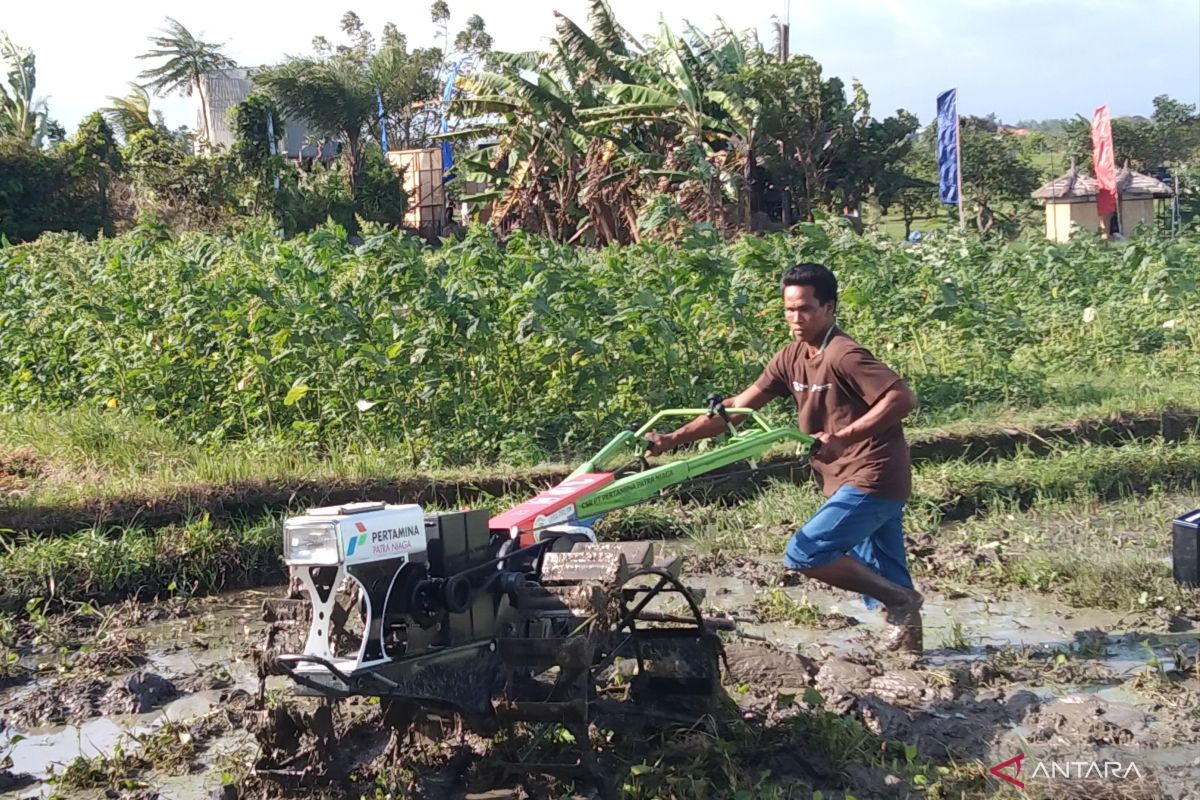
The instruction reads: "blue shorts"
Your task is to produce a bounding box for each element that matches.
[784,485,913,611]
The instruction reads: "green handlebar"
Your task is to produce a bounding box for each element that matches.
[565,404,819,520]
[632,408,773,437]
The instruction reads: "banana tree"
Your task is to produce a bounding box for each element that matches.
[102,84,156,142]
[581,22,752,229]
[448,1,641,243]
[0,34,50,146]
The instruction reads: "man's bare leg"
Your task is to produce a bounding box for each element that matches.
[796,555,923,652]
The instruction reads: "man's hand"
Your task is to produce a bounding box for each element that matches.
[643,431,676,457]
[813,431,846,462]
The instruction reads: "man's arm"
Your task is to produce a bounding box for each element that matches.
[815,382,917,461]
[644,384,776,456]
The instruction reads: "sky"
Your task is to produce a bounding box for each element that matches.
[5,0,1199,135]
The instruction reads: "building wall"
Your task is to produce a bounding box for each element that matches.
[1044,198,1156,242]
[196,69,337,160]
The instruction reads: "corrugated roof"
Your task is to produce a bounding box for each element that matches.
[1032,166,1173,200]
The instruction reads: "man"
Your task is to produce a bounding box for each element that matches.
[644,263,924,653]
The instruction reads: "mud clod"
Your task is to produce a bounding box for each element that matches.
[75,633,149,672]
[0,770,36,792]
[8,675,109,725]
[723,641,816,685]
[101,672,180,715]
[815,658,875,692]
[686,551,801,587]
[1028,695,1154,747]
[867,670,932,706]
[841,764,915,800]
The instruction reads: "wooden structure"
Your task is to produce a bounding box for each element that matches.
[1032,166,1173,242]
[388,148,447,239]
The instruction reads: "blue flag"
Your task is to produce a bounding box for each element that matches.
[440,60,464,179]
[376,88,388,153]
[936,88,959,205]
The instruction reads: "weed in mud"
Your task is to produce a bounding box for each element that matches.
[1001,550,1196,613]
[980,644,1118,687]
[132,719,198,774]
[914,490,1200,614]
[48,742,149,794]
[0,614,14,649]
[596,503,694,541]
[754,589,847,629]
[0,649,27,683]
[937,620,973,652]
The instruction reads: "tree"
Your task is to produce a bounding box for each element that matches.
[1064,97,1200,174]
[959,118,1039,233]
[876,133,939,239]
[740,55,870,221]
[835,109,920,213]
[254,55,378,200]
[0,33,50,146]
[60,112,124,235]
[102,84,157,142]
[137,17,237,152]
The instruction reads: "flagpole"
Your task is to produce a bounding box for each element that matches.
[955,101,965,230]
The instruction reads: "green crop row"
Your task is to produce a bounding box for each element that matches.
[2,219,1197,465]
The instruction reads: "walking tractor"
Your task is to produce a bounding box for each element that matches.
[266,397,819,777]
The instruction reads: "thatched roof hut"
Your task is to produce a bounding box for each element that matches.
[1032,166,1173,201]
[1032,165,1173,241]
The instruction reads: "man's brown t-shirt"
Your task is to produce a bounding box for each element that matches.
[754,327,912,501]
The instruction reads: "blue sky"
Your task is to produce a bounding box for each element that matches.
[5,0,1198,134]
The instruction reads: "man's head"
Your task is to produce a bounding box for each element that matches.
[780,263,838,345]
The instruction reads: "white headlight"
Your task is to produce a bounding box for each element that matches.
[283,521,340,565]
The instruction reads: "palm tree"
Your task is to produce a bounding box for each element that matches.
[0,33,50,145]
[137,17,236,151]
[102,83,155,141]
[254,54,381,199]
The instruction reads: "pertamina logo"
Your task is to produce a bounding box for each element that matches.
[346,532,368,556]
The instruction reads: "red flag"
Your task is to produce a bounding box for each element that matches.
[1091,105,1117,220]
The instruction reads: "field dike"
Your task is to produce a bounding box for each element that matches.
[2,408,1196,538]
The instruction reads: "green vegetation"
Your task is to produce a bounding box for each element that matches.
[611,693,987,800]
[5,2,1196,244]
[3,222,1197,463]
[5,436,1200,614]
[0,516,281,612]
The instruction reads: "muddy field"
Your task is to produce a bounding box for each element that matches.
[2,545,1199,800]
[3,414,1200,799]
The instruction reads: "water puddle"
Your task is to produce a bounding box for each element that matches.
[1,590,272,797]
